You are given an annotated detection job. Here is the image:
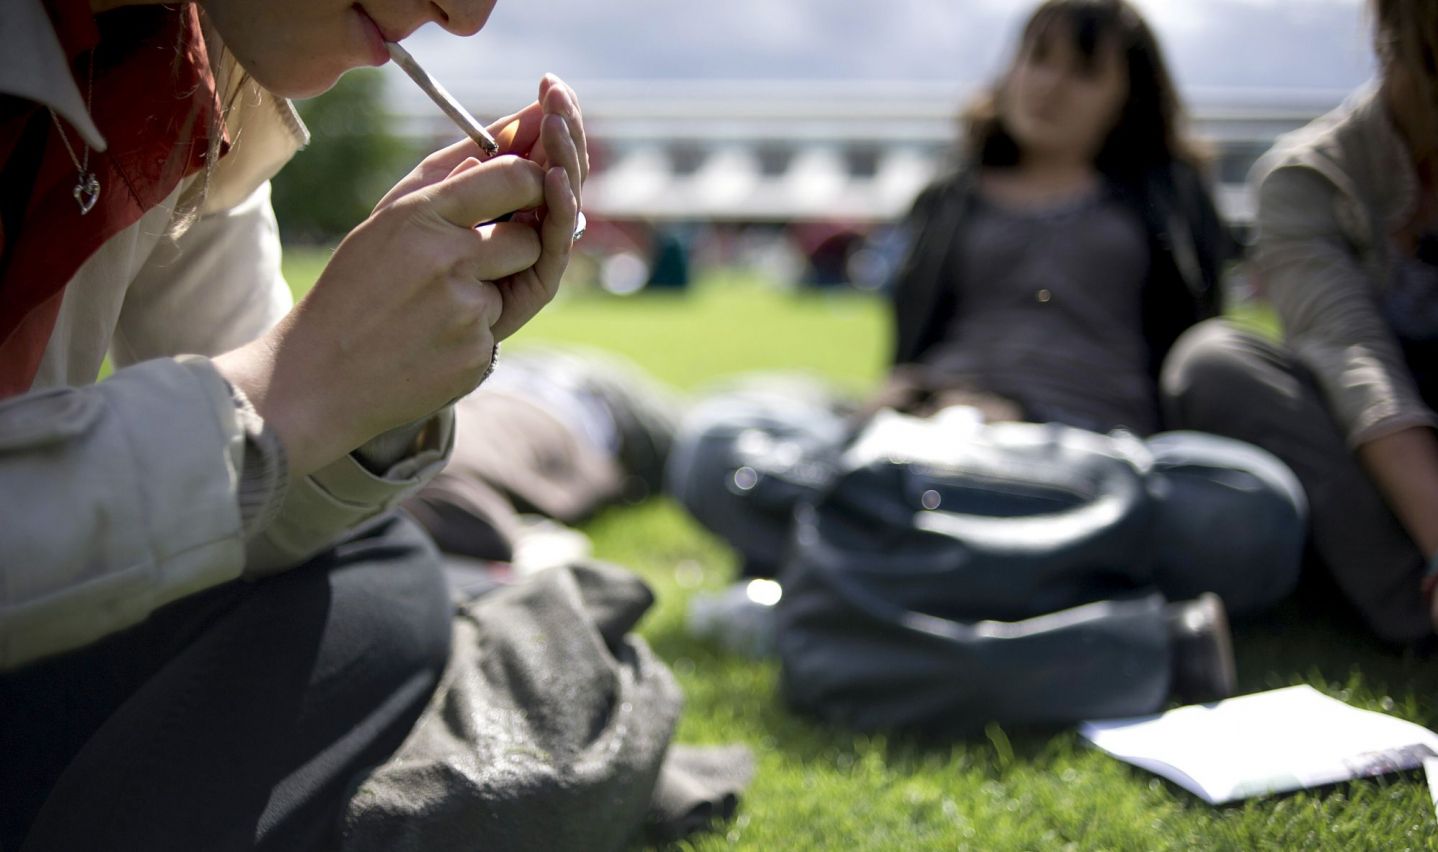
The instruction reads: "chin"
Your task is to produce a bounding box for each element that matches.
[283,73,348,100]
[239,55,351,100]
[1004,120,1045,151]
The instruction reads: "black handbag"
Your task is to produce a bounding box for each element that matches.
[775,412,1170,734]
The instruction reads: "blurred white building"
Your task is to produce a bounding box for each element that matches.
[390,79,1348,229]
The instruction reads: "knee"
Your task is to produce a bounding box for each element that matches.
[1160,321,1267,428]
[384,539,453,682]
[664,395,847,576]
[331,518,454,689]
[1147,433,1306,617]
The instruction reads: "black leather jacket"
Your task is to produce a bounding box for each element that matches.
[888,161,1234,401]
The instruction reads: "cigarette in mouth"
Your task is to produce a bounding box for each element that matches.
[386,41,499,155]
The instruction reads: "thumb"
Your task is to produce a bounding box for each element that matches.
[427,155,545,228]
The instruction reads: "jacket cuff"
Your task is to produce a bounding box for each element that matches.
[319,408,453,500]
[223,376,290,540]
[353,418,431,475]
[243,406,454,576]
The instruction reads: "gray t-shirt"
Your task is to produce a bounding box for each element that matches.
[1382,232,1438,344]
[920,185,1156,434]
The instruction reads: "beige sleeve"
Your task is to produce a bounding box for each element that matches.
[111,181,292,367]
[1255,165,1437,446]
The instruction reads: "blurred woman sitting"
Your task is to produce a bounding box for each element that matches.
[666,0,1306,731]
[876,0,1228,436]
[1163,0,1438,646]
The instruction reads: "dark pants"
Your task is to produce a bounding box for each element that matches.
[0,513,453,852]
[1161,319,1431,644]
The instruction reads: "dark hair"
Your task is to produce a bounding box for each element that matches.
[170,8,258,237]
[1372,0,1438,116]
[961,0,1201,178]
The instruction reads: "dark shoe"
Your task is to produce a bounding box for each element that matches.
[1165,592,1237,704]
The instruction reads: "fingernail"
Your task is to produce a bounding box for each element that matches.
[543,83,571,112]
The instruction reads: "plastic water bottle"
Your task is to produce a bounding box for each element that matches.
[686,579,783,658]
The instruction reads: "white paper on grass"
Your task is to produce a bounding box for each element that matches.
[1426,757,1438,817]
[1078,685,1438,804]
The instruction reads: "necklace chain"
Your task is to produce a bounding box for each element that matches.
[47,53,99,215]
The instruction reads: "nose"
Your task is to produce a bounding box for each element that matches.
[1030,63,1064,96]
[429,0,489,37]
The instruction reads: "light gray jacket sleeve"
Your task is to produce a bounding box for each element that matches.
[1254,165,1437,446]
[0,356,247,670]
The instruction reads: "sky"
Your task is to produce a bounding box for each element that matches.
[390,0,1375,98]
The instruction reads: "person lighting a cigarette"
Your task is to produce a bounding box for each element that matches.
[0,0,586,847]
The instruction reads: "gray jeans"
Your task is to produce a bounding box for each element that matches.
[1161,319,1431,644]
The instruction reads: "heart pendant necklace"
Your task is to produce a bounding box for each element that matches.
[48,53,100,216]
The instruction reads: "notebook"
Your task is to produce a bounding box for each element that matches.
[1079,685,1438,804]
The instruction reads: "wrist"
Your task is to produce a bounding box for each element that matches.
[213,340,339,477]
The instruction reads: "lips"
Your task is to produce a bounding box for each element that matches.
[353,4,395,66]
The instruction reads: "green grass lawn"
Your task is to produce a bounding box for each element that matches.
[284,249,1438,850]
